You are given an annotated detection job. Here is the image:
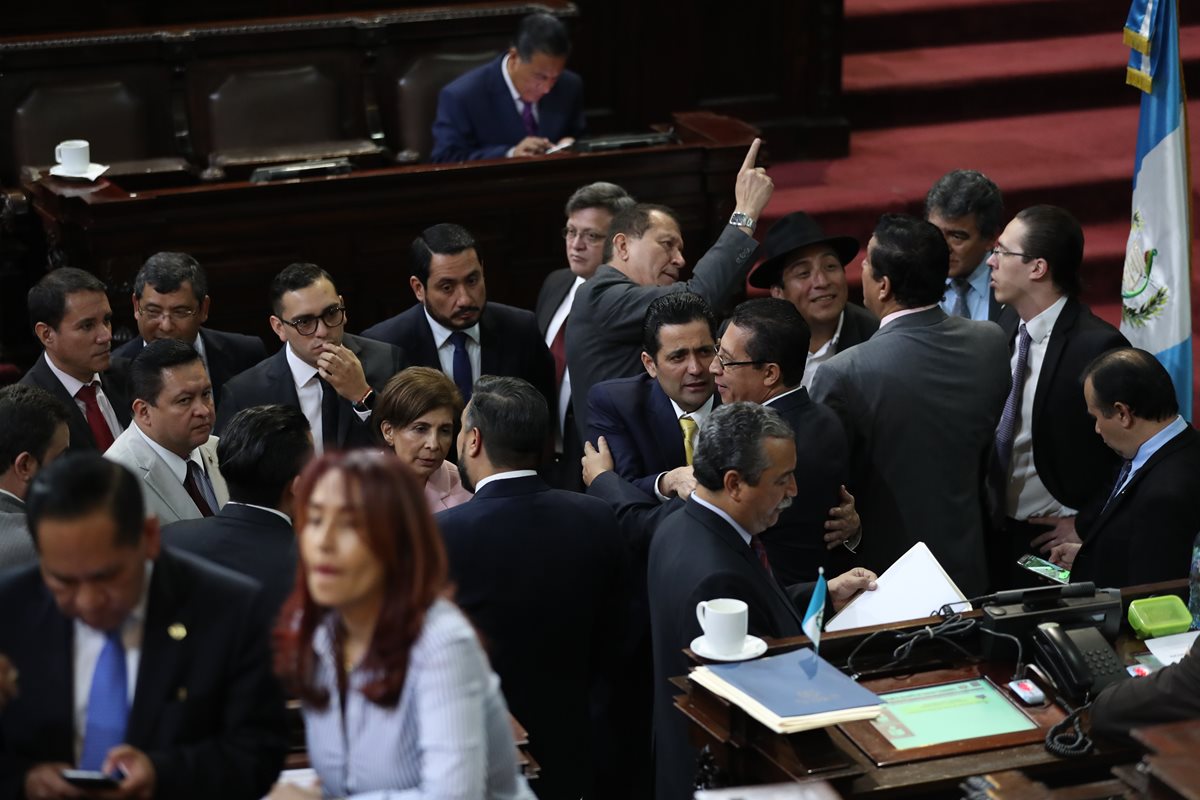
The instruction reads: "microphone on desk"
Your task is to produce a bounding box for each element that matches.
[978,582,1097,607]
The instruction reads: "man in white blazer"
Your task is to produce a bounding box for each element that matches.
[105,339,228,525]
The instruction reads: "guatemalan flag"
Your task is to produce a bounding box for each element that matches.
[1123,0,1193,419]
[802,567,827,652]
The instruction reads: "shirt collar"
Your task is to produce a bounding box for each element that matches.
[690,492,754,546]
[1023,294,1069,345]
[947,259,991,294]
[43,353,101,398]
[0,488,24,506]
[500,52,522,105]
[1131,415,1189,475]
[424,309,480,350]
[473,469,538,493]
[763,384,806,407]
[284,343,320,388]
[810,309,846,358]
[79,561,153,636]
[879,303,938,330]
[133,423,203,484]
[669,391,715,425]
[224,501,292,525]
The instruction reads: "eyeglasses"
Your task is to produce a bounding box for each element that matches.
[140,307,198,322]
[990,244,1036,260]
[562,227,607,245]
[278,305,346,336]
[713,352,766,371]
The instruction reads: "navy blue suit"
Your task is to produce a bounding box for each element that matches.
[587,374,717,498]
[114,328,266,405]
[430,55,585,163]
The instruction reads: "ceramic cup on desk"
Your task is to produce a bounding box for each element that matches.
[696,598,748,656]
[55,140,90,174]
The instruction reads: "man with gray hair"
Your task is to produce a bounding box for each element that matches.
[925,169,1005,322]
[643,402,876,800]
[536,181,635,488]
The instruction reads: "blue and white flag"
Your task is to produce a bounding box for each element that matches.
[802,567,827,652]
[1123,0,1193,419]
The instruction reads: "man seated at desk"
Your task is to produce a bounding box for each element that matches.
[1090,625,1200,738]
[430,12,585,162]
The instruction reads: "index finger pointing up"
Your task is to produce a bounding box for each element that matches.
[740,138,762,172]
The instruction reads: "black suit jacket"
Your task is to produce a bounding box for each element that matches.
[114,328,266,403]
[759,387,850,585]
[18,353,132,454]
[360,302,555,414]
[534,268,577,334]
[161,504,296,626]
[586,374,719,498]
[996,299,1128,513]
[435,476,625,800]
[215,333,405,449]
[647,499,812,800]
[1071,425,1200,587]
[837,302,880,353]
[1091,632,1200,739]
[0,548,287,800]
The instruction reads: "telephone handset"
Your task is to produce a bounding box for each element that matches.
[1031,621,1128,704]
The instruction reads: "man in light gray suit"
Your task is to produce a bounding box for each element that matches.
[0,385,71,569]
[810,214,1010,597]
[567,139,774,440]
[105,339,229,525]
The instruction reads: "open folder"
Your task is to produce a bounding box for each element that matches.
[825,541,969,632]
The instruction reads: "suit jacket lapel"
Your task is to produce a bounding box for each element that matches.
[129,433,201,520]
[264,349,301,407]
[31,355,98,450]
[1032,298,1079,424]
[478,307,502,376]
[198,329,231,392]
[199,439,229,507]
[487,58,525,144]
[1089,427,1192,532]
[127,553,188,745]
[648,382,686,466]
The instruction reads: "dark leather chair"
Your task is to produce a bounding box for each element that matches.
[387,51,497,163]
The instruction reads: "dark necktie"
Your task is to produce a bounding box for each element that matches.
[449,331,473,403]
[1103,460,1134,511]
[521,101,538,137]
[994,324,1032,476]
[550,319,568,390]
[750,535,774,579]
[80,629,128,770]
[75,382,115,452]
[183,460,214,517]
[952,278,971,318]
[319,377,339,447]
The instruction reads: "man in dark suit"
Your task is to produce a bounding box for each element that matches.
[0,385,70,570]
[985,205,1129,588]
[436,376,625,800]
[537,182,635,489]
[811,215,1010,598]
[587,292,718,500]
[113,252,266,405]
[218,263,406,454]
[164,404,312,623]
[568,139,774,439]
[1049,348,1200,588]
[1091,633,1200,739]
[641,402,876,800]
[19,268,131,454]
[431,12,585,162]
[748,211,879,388]
[926,169,1006,322]
[0,454,287,800]
[361,223,554,415]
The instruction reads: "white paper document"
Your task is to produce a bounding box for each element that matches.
[1145,630,1199,665]
[825,541,969,632]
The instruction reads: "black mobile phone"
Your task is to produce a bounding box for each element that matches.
[61,769,123,789]
[1016,553,1071,585]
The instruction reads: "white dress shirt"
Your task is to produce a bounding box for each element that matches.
[801,309,845,390]
[425,311,482,388]
[545,276,585,445]
[45,354,123,440]
[285,345,327,454]
[653,394,715,502]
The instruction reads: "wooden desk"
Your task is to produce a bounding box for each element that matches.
[677,581,1189,798]
[11,110,755,359]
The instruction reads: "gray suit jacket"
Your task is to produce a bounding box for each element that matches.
[0,492,36,572]
[566,225,760,440]
[810,307,1010,597]
[104,428,229,525]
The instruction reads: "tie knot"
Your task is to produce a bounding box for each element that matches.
[75,382,98,401]
[953,277,971,292]
[449,331,469,348]
[679,416,698,434]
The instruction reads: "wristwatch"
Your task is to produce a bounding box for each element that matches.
[352,389,376,413]
[729,211,756,232]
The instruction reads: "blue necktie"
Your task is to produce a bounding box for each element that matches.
[449,331,473,403]
[1103,460,1133,511]
[994,324,1031,476]
[80,629,128,770]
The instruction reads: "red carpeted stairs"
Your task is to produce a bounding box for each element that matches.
[762,0,1200,410]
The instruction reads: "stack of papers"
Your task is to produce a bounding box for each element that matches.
[825,541,968,632]
[689,647,882,734]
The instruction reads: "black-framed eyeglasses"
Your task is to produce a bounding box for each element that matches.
[714,352,766,370]
[990,245,1036,260]
[562,226,607,245]
[278,305,346,336]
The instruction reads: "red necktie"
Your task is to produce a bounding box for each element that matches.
[75,382,115,452]
[750,536,774,578]
[182,461,214,517]
[550,319,568,390]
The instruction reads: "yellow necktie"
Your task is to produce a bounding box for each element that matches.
[680,416,699,465]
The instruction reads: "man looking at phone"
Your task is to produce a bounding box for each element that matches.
[0,454,287,800]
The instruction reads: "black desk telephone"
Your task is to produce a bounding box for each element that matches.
[1031,621,1128,703]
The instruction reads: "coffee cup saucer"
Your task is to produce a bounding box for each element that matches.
[50,163,110,181]
[690,634,768,662]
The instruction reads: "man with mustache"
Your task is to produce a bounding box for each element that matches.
[19,268,131,454]
[362,223,555,417]
[104,340,228,526]
[926,169,1005,322]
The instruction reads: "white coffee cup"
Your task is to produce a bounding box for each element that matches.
[55,140,90,174]
[696,598,748,656]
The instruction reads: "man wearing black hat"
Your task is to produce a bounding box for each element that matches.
[748,212,879,388]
